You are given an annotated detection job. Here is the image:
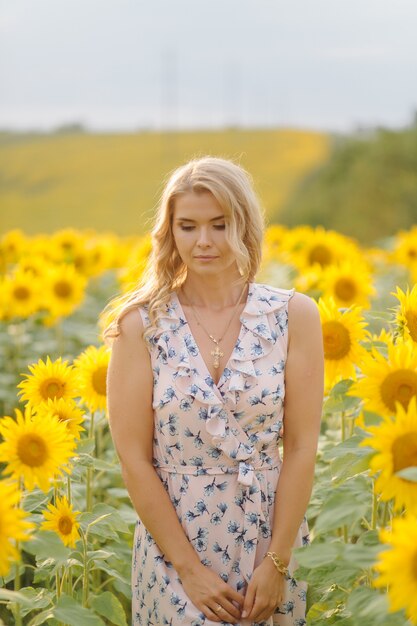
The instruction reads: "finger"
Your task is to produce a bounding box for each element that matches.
[227,586,246,607]
[217,597,242,621]
[208,603,239,624]
[203,606,222,623]
[245,595,267,622]
[241,585,256,619]
[255,604,277,623]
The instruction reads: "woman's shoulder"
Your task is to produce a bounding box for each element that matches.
[118,307,146,340]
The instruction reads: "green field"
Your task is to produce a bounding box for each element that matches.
[0,128,331,234]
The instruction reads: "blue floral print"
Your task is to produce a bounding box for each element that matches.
[132,283,309,625]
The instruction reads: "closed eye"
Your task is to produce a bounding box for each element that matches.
[179,224,226,231]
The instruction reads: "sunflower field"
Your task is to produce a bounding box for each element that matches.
[1,224,417,626]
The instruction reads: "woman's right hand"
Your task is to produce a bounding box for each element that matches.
[180,562,245,624]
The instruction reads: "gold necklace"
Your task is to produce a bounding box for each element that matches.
[181,283,248,369]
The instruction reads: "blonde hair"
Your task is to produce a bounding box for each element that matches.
[101,156,265,346]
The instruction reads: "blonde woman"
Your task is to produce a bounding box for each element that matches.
[104,156,324,625]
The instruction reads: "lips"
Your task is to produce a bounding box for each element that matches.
[194,256,218,259]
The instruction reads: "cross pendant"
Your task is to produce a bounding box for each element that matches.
[211,345,224,369]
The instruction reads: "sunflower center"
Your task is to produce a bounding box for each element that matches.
[92,366,107,396]
[380,369,417,413]
[54,281,72,299]
[322,321,351,360]
[405,310,417,342]
[392,433,417,476]
[58,515,73,535]
[334,278,357,303]
[13,286,30,301]
[40,378,65,401]
[17,433,48,467]
[308,244,332,267]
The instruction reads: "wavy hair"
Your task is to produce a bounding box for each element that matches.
[101,156,265,346]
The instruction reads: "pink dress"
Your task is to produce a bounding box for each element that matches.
[133,282,309,626]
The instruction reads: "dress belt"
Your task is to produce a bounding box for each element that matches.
[154,460,281,486]
[154,459,282,584]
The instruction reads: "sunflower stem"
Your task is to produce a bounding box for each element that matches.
[341,410,346,442]
[382,500,390,528]
[55,318,65,355]
[56,568,61,599]
[86,411,95,512]
[67,474,72,504]
[14,546,22,626]
[80,529,89,607]
[371,481,379,530]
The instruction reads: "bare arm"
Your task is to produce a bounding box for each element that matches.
[107,308,245,623]
[268,292,324,563]
[107,309,201,577]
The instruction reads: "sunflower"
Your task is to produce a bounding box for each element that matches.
[0,480,33,576]
[391,225,417,271]
[18,356,79,408]
[118,234,153,292]
[318,296,369,389]
[34,397,85,439]
[0,407,76,491]
[16,254,48,278]
[73,345,110,412]
[293,264,324,295]
[0,229,27,265]
[361,396,417,512]
[392,284,417,343]
[50,228,87,264]
[41,495,81,548]
[81,234,117,277]
[43,263,87,320]
[319,259,376,309]
[373,514,417,623]
[348,336,417,418]
[2,269,41,318]
[281,225,362,272]
[263,225,289,263]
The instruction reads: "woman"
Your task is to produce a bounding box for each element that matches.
[104,156,324,625]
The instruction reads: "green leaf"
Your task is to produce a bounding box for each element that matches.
[346,586,407,624]
[293,542,343,568]
[0,589,32,606]
[13,587,53,617]
[314,476,371,534]
[22,490,50,512]
[396,466,417,481]
[26,607,55,626]
[24,531,71,566]
[76,437,96,454]
[53,594,105,626]
[323,435,368,461]
[90,591,128,626]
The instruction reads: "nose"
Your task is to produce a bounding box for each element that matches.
[196,227,212,248]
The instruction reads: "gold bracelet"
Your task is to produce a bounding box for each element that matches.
[265,551,289,577]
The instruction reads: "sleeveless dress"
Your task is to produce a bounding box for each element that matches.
[132,282,309,626]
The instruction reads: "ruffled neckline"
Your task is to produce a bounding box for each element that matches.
[150,282,294,406]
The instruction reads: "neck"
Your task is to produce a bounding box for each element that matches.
[180,275,249,311]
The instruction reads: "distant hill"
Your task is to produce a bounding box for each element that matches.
[278,122,417,244]
[0,128,330,235]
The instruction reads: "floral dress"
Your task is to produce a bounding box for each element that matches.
[132,282,309,626]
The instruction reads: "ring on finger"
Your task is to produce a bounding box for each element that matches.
[215,603,223,613]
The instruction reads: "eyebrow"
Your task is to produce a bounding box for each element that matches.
[175,215,225,223]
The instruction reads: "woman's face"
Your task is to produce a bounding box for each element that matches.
[172,191,239,278]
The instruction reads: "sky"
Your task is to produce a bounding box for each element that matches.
[1,0,417,133]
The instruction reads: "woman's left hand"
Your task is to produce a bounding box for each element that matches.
[241,557,285,622]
